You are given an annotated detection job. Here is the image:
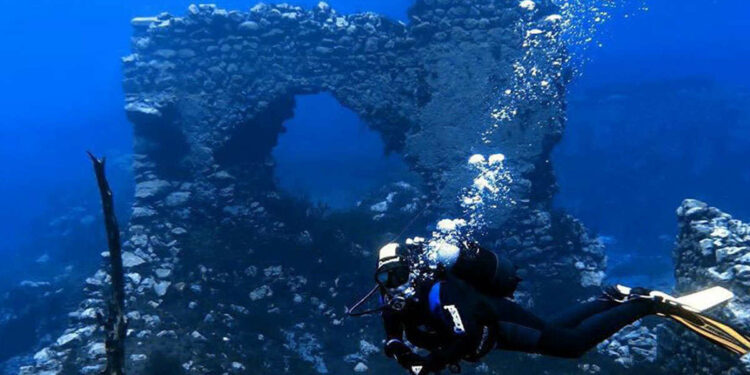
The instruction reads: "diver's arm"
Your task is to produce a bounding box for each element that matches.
[383,308,404,340]
[383,309,424,371]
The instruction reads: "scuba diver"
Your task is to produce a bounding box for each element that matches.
[346,239,750,374]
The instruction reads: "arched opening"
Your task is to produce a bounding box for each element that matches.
[272,93,411,209]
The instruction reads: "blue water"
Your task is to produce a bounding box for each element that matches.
[554,0,750,284]
[0,0,749,316]
[273,93,411,209]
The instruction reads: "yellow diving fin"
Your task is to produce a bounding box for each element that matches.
[655,286,749,356]
[616,285,749,355]
[669,311,750,356]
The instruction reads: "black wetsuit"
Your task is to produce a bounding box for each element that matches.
[383,276,655,372]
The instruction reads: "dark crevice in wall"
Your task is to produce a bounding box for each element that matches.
[214,96,296,189]
[131,105,191,180]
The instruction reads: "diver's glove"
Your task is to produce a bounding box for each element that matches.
[601,285,653,303]
[386,340,427,373]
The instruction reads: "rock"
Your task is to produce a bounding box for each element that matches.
[171,227,187,235]
[155,268,172,278]
[474,363,490,373]
[263,265,282,278]
[244,266,258,277]
[154,49,176,59]
[354,362,368,372]
[239,21,259,32]
[56,332,80,347]
[126,272,142,284]
[370,201,388,213]
[33,348,52,363]
[77,308,99,320]
[131,206,157,218]
[191,330,207,341]
[359,340,379,356]
[122,252,146,268]
[154,281,171,297]
[519,0,536,11]
[131,17,159,27]
[130,233,148,247]
[677,198,708,218]
[87,342,106,358]
[130,354,147,362]
[231,362,246,371]
[249,285,272,301]
[317,2,330,12]
[81,365,104,375]
[124,102,161,118]
[580,270,604,287]
[741,353,750,372]
[165,191,191,206]
[134,179,170,199]
[156,330,177,339]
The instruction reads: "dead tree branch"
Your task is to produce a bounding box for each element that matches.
[87,152,127,375]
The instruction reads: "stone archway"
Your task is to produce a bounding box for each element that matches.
[121,1,568,219]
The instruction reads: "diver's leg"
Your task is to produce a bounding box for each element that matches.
[487,296,617,330]
[547,299,619,328]
[486,297,546,330]
[495,322,544,353]
[494,301,644,355]
[536,299,655,358]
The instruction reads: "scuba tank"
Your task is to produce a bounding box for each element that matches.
[447,241,520,298]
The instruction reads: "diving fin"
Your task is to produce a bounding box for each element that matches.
[675,286,734,312]
[669,310,750,356]
[614,285,733,313]
[616,285,749,355]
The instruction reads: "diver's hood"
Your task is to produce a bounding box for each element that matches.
[377,243,402,270]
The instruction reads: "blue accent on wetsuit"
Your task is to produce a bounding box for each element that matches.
[429,282,442,317]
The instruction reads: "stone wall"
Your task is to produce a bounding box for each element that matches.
[21,1,608,374]
[656,199,750,374]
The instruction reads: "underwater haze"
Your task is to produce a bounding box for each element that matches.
[1,0,749,374]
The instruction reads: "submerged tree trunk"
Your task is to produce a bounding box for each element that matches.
[87,152,127,375]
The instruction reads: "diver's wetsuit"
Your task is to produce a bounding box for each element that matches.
[383,276,655,371]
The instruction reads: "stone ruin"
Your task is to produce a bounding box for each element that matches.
[21,1,750,375]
